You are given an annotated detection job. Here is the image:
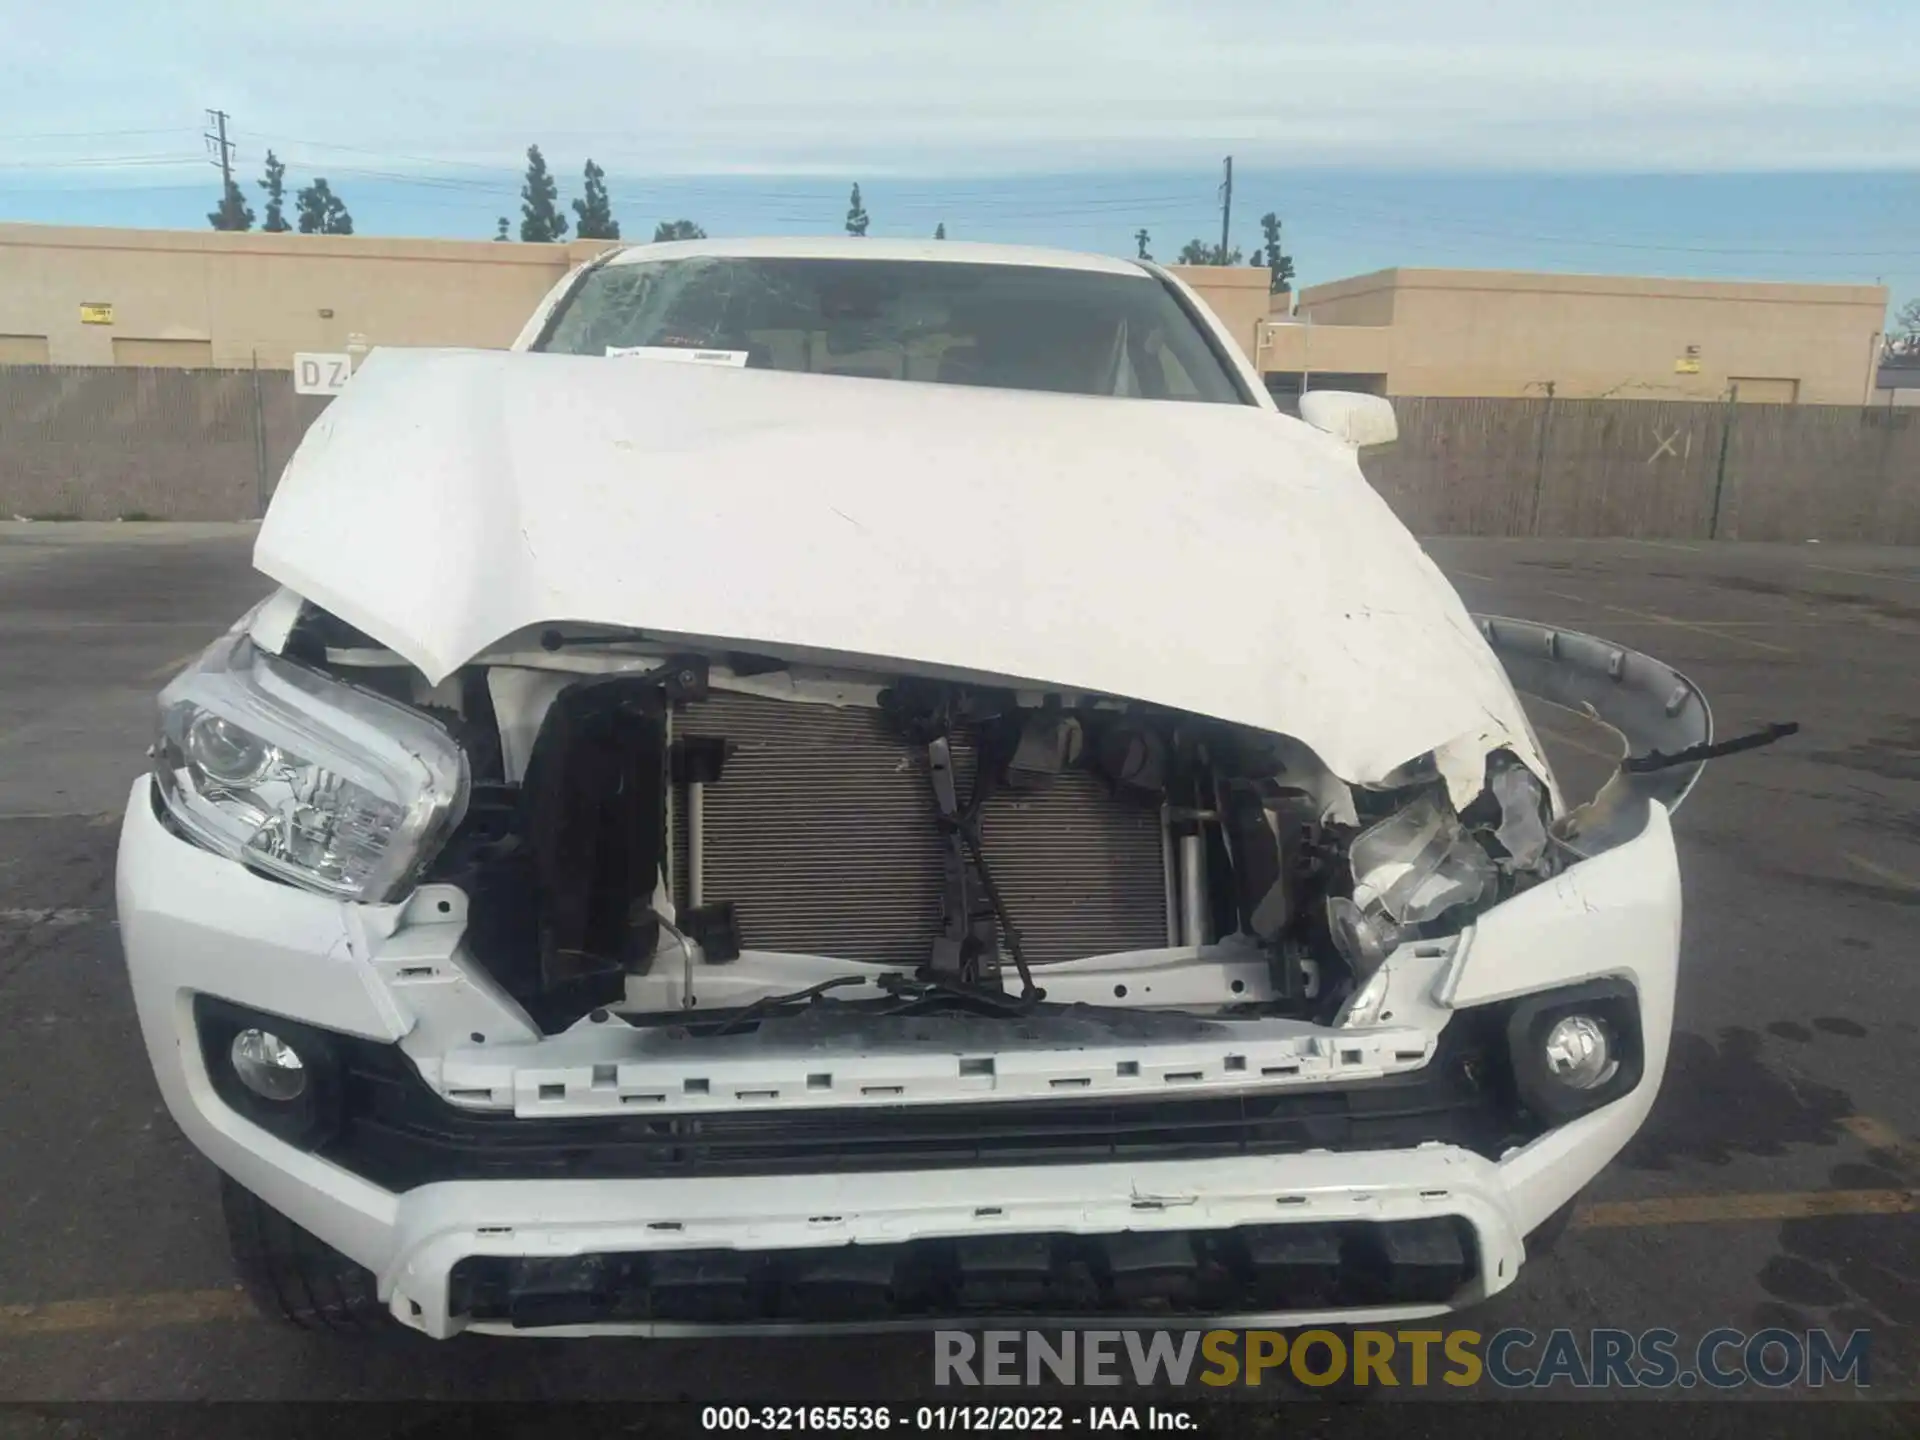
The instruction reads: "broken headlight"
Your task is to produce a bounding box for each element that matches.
[152,634,468,901]
[1330,759,1556,976]
[1349,792,1498,928]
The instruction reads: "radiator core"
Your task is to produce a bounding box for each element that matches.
[669,691,1169,967]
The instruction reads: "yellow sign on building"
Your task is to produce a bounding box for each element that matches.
[79,302,114,325]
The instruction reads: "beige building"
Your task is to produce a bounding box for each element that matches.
[1253,268,1889,405]
[0,223,616,369]
[0,224,1890,406]
[1164,264,1272,368]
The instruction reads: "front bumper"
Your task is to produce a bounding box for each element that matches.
[116,775,1683,1338]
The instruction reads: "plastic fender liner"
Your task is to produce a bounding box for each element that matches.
[1474,615,1712,856]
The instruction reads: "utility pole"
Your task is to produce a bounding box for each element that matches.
[1218,156,1233,265]
[204,108,235,191]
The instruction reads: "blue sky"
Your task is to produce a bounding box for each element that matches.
[4,1,1917,307]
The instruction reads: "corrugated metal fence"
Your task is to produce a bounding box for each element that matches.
[0,365,1915,538]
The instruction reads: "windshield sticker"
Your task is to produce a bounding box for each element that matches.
[605,345,750,367]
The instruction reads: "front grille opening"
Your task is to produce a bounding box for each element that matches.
[446,1217,1479,1328]
[316,1007,1530,1191]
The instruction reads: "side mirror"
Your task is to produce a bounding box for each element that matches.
[1298,391,1398,448]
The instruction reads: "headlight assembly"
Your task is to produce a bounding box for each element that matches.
[1349,793,1497,928]
[152,634,468,902]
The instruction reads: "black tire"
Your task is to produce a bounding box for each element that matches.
[1524,1194,1581,1260]
[220,1174,390,1333]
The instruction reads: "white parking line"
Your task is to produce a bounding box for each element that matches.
[0,908,97,926]
[1531,724,1622,763]
[1806,562,1920,586]
[1575,1188,1916,1228]
[1600,602,1793,655]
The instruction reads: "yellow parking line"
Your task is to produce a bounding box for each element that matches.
[0,1288,255,1337]
[1841,1116,1919,1167]
[144,649,203,681]
[1575,1189,1916,1229]
[1842,852,1920,893]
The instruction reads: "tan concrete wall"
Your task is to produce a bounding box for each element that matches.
[1256,321,1391,377]
[1,228,1887,407]
[0,224,618,369]
[1290,268,1887,404]
[1288,271,1399,327]
[1167,265,1271,362]
[0,334,51,364]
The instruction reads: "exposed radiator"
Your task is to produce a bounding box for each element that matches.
[669,691,1169,967]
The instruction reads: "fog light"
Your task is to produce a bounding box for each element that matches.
[1504,981,1642,1125]
[1543,1015,1616,1090]
[230,1028,307,1102]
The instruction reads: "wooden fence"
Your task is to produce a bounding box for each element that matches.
[1361,396,1920,543]
[0,365,329,521]
[0,366,1915,539]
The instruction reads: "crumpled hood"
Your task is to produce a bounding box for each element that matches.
[256,348,1547,802]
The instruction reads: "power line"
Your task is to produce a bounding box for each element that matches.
[233,128,1224,205]
[0,125,197,142]
[1251,179,1917,259]
[1292,214,1917,261]
[0,154,206,170]
[247,149,1215,221]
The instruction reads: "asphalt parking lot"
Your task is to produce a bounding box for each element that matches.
[0,522,1914,1415]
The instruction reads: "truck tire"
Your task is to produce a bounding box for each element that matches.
[1525,1195,1581,1260]
[220,1175,389,1333]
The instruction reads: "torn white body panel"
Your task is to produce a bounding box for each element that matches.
[254,348,1547,807]
[117,764,1682,1337]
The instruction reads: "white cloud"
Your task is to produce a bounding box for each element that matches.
[3,0,1916,174]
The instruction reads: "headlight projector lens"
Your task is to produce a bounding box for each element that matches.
[184,712,276,787]
[230,1028,308,1102]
